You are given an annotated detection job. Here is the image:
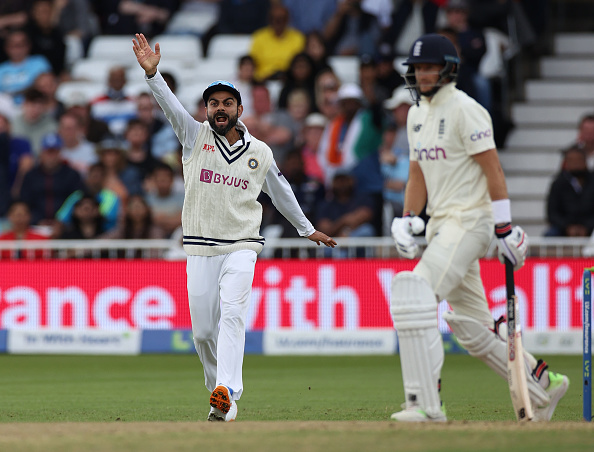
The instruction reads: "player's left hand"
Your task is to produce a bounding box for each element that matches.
[308,231,337,248]
[496,225,528,271]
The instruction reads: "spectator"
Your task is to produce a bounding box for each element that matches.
[136,92,177,159]
[317,83,383,187]
[314,67,341,120]
[56,162,121,232]
[192,98,207,123]
[299,112,327,183]
[26,0,67,76]
[250,4,305,81]
[323,0,381,56]
[304,31,331,76]
[201,0,270,56]
[575,114,594,171]
[278,52,317,110]
[124,118,159,183]
[145,163,184,237]
[53,0,100,55]
[283,0,337,35]
[64,94,110,144]
[232,55,255,117]
[545,146,594,237]
[102,193,165,239]
[90,66,137,137]
[359,54,390,105]
[0,29,52,105]
[58,111,98,175]
[0,110,34,217]
[10,87,58,156]
[96,136,143,202]
[379,86,414,219]
[375,44,403,98]
[266,149,326,239]
[285,88,313,141]
[316,172,375,238]
[59,194,105,239]
[19,132,83,232]
[0,2,31,43]
[33,71,64,120]
[0,200,48,259]
[94,0,179,38]
[443,0,491,111]
[241,84,294,164]
[380,0,442,51]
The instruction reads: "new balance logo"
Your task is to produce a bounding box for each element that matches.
[202,144,215,152]
[414,146,446,161]
[413,124,422,132]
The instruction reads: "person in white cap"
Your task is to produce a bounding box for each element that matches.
[316,82,383,187]
[132,32,336,422]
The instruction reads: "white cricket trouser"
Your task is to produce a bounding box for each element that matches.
[186,249,257,401]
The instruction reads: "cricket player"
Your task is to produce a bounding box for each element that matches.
[389,34,569,422]
[132,33,336,422]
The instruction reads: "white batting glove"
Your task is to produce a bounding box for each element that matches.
[495,224,528,271]
[391,216,425,259]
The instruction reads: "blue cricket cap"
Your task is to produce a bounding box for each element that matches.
[41,132,63,150]
[202,80,242,106]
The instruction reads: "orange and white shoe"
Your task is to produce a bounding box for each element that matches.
[207,400,237,422]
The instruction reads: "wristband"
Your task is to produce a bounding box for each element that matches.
[491,199,511,224]
[146,71,157,79]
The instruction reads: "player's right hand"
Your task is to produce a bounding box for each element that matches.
[496,224,528,271]
[391,216,425,259]
[132,33,160,75]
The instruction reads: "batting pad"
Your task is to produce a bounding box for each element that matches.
[391,272,444,418]
[443,311,549,407]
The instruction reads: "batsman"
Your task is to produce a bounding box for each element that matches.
[389,34,569,422]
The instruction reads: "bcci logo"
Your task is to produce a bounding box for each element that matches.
[248,158,259,170]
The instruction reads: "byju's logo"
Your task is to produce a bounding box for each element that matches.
[470,129,492,141]
[199,168,249,189]
[200,169,213,183]
[414,146,446,161]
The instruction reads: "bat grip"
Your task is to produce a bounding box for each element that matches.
[505,257,515,298]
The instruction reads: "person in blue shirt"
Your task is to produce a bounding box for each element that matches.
[0,29,52,105]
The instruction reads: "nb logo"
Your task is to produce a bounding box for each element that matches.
[470,129,492,141]
[413,124,422,132]
[202,144,215,152]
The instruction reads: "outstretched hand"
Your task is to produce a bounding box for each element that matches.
[308,231,337,248]
[132,33,160,75]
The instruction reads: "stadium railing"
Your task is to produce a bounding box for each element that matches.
[0,237,591,260]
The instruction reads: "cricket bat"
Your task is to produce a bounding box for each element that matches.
[505,258,533,421]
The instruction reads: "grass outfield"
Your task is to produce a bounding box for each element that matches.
[0,354,592,451]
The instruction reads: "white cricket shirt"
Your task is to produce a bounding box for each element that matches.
[407,83,496,219]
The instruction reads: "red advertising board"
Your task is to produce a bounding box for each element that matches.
[0,258,590,330]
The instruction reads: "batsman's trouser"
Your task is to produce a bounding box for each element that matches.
[187,250,257,401]
[414,210,540,373]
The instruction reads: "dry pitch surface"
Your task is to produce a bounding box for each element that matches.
[1,421,593,452]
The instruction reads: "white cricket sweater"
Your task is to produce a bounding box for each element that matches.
[145,71,316,256]
[182,123,273,256]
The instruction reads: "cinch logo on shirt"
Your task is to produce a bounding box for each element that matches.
[470,129,492,141]
[414,146,446,161]
[200,168,249,189]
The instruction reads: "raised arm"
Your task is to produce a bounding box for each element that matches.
[132,33,160,76]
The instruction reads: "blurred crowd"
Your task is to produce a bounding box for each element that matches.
[2,0,574,253]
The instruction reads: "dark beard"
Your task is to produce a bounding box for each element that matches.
[208,111,238,136]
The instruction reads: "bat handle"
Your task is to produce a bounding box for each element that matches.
[505,257,515,297]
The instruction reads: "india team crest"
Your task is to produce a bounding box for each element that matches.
[248,158,259,169]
